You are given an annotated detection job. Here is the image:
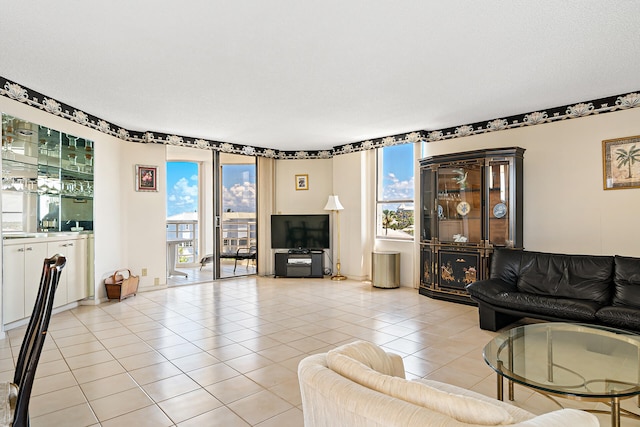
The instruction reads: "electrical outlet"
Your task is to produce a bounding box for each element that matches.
[141,268,148,276]
[154,277,160,285]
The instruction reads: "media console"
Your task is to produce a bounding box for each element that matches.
[274,250,324,278]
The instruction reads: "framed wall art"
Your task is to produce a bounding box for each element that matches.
[602,135,640,190]
[295,174,309,191]
[135,164,158,192]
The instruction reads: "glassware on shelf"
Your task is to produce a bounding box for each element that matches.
[39,177,60,195]
[3,136,15,159]
[84,153,93,172]
[37,177,50,194]
[1,170,10,190]
[26,179,38,192]
[49,182,60,194]
[12,178,24,192]
[2,177,23,192]
[68,152,77,170]
[62,181,73,195]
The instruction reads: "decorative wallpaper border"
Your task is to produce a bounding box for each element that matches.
[1,75,639,159]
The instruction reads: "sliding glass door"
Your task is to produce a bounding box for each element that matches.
[217,153,257,278]
[165,150,256,283]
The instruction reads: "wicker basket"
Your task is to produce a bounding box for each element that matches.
[105,269,139,301]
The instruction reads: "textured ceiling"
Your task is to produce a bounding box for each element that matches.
[1,1,639,151]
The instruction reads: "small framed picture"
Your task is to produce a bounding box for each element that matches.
[602,136,640,190]
[295,174,309,191]
[136,165,158,192]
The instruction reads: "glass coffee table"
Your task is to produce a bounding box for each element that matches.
[484,322,640,427]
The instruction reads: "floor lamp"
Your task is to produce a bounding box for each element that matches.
[324,195,346,280]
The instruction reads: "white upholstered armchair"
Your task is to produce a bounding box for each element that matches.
[298,340,599,427]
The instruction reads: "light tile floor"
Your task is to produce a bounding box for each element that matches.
[2,276,635,426]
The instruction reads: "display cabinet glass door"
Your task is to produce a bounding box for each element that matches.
[421,168,434,241]
[436,163,482,244]
[487,160,510,246]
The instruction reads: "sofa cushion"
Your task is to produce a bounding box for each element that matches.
[516,252,613,304]
[485,291,601,321]
[612,256,640,308]
[489,249,524,284]
[327,341,515,425]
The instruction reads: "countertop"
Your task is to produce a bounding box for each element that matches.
[3,231,93,243]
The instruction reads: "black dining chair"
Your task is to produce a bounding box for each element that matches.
[3,254,66,427]
[233,246,257,273]
[205,247,257,273]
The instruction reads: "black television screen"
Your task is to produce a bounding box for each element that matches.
[271,214,330,249]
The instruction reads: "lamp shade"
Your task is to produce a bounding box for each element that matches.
[324,195,344,211]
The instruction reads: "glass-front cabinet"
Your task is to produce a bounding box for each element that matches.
[419,147,524,304]
[1,114,94,234]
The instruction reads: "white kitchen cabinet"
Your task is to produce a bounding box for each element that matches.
[2,241,48,323]
[3,234,89,325]
[48,236,88,308]
[67,238,88,302]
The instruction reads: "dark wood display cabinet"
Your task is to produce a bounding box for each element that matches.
[419,147,524,304]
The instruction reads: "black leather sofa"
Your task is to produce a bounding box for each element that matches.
[465,249,640,332]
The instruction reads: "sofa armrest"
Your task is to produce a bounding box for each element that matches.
[466,278,518,302]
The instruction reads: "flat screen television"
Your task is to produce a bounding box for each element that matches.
[271,214,330,250]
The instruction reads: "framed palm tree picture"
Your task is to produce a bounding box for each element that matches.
[603,136,640,190]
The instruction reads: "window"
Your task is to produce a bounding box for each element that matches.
[376,143,415,239]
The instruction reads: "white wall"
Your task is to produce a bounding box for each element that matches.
[121,142,168,291]
[274,159,332,214]
[332,151,372,281]
[273,158,333,273]
[92,127,126,298]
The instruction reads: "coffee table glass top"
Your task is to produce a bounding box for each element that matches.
[484,322,640,399]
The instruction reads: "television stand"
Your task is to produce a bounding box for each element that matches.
[275,251,324,278]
